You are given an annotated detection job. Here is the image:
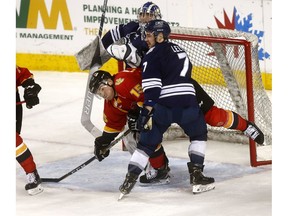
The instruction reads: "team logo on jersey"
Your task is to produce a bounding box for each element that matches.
[115,78,124,86]
[113,98,123,109]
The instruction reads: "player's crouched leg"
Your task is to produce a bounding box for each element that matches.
[139,145,170,184]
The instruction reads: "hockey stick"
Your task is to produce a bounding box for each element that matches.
[80,0,108,138]
[90,0,108,67]
[41,129,131,183]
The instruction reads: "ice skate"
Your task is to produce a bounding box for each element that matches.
[118,172,138,200]
[243,121,264,145]
[139,162,170,185]
[187,162,215,194]
[25,169,43,195]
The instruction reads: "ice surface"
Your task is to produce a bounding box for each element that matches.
[14,72,273,216]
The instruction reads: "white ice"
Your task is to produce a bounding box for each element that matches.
[13,71,274,216]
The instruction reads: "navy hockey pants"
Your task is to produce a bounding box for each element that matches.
[137,103,208,156]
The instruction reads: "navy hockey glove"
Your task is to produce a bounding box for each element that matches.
[137,107,154,132]
[22,79,41,109]
[127,106,141,131]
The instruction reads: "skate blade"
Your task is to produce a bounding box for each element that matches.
[192,183,215,194]
[118,193,125,201]
[27,184,44,196]
[139,176,171,186]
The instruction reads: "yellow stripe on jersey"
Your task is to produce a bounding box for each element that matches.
[104,125,124,133]
[16,142,28,157]
[223,110,234,129]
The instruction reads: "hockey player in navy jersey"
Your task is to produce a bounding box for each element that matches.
[99,1,264,185]
[101,1,161,68]
[118,20,215,199]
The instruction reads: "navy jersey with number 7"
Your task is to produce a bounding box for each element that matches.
[141,42,198,108]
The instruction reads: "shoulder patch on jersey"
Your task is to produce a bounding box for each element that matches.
[115,78,124,86]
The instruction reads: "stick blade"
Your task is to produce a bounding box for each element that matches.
[41,178,60,183]
[75,35,111,70]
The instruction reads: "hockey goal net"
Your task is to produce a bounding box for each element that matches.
[163,27,272,167]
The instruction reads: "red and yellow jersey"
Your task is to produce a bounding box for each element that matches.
[16,65,34,88]
[103,68,144,133]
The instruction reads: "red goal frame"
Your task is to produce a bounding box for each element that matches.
[170,33,271,167]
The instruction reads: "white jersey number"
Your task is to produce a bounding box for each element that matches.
[177,52,189,77]
[142,52,189,77]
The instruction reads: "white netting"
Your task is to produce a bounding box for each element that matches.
[162,27,272,162]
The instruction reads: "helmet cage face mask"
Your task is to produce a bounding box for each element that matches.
[138,2,162,21]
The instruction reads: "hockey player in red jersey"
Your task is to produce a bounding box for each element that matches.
[16,65,43,195]
[89,68,143,161]
[89,67,171,186]
[89,68,169,172]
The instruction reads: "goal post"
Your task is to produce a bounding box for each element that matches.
[165,27,272,167]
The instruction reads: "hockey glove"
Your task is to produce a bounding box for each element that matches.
[94,132,118,162]
[94,138,110,162]
[137,107,154,132]
[22,79,42,109]
[107,43,142,68]
[127,106,141,131]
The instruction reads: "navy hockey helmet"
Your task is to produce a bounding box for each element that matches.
[145,19,171,40]
[138,2,162,19]
[89,70,113,94]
